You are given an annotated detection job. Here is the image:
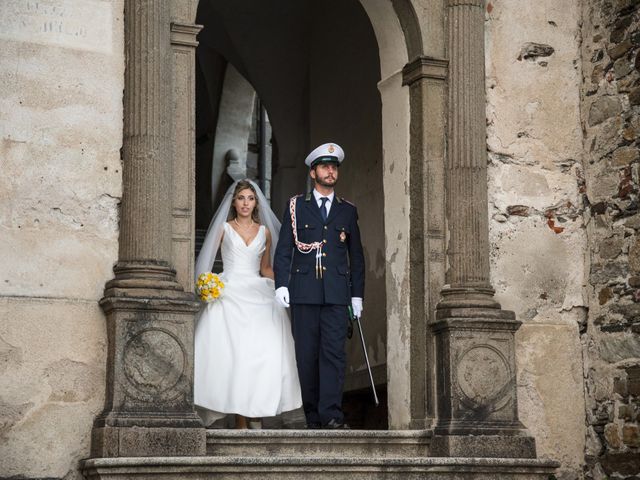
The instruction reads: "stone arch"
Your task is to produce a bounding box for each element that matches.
[178,0,442,430]
[168,0,445,429]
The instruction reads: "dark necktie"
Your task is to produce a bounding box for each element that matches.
[320,197,328,222]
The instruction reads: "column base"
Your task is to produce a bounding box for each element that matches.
[92,425,206,457]
[430,433,536,459]
[94,281,205,457]
[437,284,502,310]
[432,293,536,459]
[104,261,190,299]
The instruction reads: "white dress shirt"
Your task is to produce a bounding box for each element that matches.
[313,189,334,218]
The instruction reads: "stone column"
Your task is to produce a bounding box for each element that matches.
[92,0,205,458]
[431,0,536,458]
[441,0,496,308]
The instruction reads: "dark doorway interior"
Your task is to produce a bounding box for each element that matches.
[194,0,387,428]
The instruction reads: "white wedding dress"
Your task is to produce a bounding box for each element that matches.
[194,222,302,419]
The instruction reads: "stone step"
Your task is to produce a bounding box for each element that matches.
[205,429,432,458]
[82,456,559,479]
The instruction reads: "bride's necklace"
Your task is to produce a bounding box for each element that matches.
[234,218,254,230]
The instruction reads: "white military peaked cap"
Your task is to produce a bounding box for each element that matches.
[304,143,345,167]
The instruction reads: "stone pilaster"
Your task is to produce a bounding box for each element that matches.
[171,22,202,294]
[431,0,535,457]
[92,0,205,458]
[402,56,448,429]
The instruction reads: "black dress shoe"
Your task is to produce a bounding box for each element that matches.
[306,422,322,429]
[323,418,350,429]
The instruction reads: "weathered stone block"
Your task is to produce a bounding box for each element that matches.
[608,39,633,60]
[588,96,622,125]
[621,424,640,447]
[598,333,640,362]
[515,323,586,473]
[92,426,206,457]
[614,56,634,78]
[629,86,640,105]
[611,16,633,43]
[601,451,640,476]
[599,287,614,305]
[430,434,536,459]
[614,376,628,396]
[0,298,107,478]
[618,404,635,420]
[630,238,640,272]
[612,146,640,166]
[604,423,622,448]
[590,262,629,284]
[627,366,640,396]
[599,236,624,258]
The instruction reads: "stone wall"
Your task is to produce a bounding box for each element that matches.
[485,1,588,478]
[0,1,124,478]
[580,0,640,478]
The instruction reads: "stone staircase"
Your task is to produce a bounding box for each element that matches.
[207,429,432,458]
[82,429,558,479]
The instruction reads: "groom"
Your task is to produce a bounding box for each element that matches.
[273,142,365,429]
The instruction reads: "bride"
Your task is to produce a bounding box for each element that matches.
[194,179,302,428]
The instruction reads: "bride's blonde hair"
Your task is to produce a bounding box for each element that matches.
[230,179,261,223]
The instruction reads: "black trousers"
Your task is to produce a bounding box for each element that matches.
[290,304,348,425]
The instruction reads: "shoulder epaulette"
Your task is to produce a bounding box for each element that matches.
[341,197,355,206]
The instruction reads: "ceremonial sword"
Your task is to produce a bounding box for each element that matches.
[348,306,379,406]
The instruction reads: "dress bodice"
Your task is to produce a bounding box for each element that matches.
[221,223,266,276]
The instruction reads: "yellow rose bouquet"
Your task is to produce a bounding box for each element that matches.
[196,272,225,303]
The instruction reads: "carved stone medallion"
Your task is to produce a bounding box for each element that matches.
[456,345,511,413]
[123,328,186,401]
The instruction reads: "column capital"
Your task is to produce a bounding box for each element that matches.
[402,55,448,86]
[171,22,202,47]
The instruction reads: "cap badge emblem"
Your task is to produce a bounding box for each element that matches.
[328,145,335,153]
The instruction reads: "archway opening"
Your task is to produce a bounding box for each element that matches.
[194,0,388,428]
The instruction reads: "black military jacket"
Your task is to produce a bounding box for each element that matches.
[274,193,365,305]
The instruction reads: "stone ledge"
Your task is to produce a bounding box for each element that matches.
[81,455,559,479]
[206,429,433,439]
[206,429,433,457]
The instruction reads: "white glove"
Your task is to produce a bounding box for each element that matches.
[351,297,363,318]
[275,286,290,308]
